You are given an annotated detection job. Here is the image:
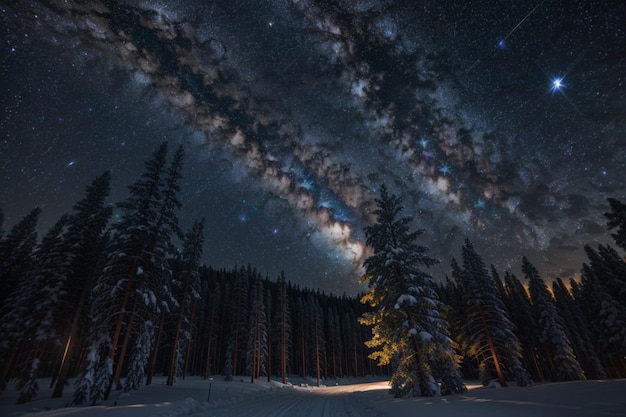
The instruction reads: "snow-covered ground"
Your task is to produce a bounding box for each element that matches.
[1,376,625,417]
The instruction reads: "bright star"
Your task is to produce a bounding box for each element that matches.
[496,39,506,50]
[66,161,76,167]
[551,77,564,92]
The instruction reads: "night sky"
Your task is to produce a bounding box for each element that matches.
[1,0,625,295]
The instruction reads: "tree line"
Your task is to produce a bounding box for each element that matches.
[0,142,382,406]
[1,141,625,403]
[359,184,626,397]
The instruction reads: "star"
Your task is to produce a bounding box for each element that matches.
[550,77,564,93]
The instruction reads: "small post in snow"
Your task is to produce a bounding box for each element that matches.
[207,382,212,402]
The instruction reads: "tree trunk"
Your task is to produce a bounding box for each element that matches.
[107,295,139,398]
[315,337,321,387]
[168,294,188,386]
[146,311,165,386]
[104,264,137,399]
[52,276,91,398]
[281,313,287,384]
[183,297,197,379]
[478,305,507,387]
[204,313,214,379]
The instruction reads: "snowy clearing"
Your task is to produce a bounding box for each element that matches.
[1,376,625,417]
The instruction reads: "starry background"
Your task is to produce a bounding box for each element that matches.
[1,0,625,295]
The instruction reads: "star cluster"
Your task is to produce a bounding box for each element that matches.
[1,0,625,294]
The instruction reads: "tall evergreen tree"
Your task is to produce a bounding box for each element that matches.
[0,207,41,307]
[14,216,71,403]
[228,269,249,377]
[501,272,545,381]
[275,272,292,384]
[309,299,326,387]
[359,185,465,397]
[577,252,626,376]
[585,244,626,307]
[551,278,606,379]
[452,239,530,387]
[604,198,626,252]
[52,171,112,398]
[74,142,184,404]
[247,278,268,383]
[166,219,205,386]
[522,257,585,381]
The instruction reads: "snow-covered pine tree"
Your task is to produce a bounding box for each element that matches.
[74,142,184,403]
[72,332,113,406]
[452,239,530,387]
[586,244,626,307]
[501,272,545,381]
[123,320,155,392]
[359,185,465,397]
[0,207,41,308]
[577,255,626,376]
[522,257,585,381]
[551,278,606,379]
[52,171,112,398]
[14,215,72,404]
[166,219,204,386]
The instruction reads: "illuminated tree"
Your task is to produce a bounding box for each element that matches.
[359,185,465,397]
[452,239,530,387]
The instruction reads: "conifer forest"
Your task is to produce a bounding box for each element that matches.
[1,142,625,403]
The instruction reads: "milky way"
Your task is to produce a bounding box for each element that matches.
[1,0,625,294]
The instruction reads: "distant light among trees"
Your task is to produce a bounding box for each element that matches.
[0,156,625,405]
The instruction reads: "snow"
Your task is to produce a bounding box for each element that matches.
[1,376,625,417]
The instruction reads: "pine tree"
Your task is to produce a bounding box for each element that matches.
[604,198,626,252]
[74,142,184,403]
[0,208,4,241]
[452,239,530,387]
[359,185,465,397]
[228,269,249,377]
[167,219,204,386]
[522,257,585,381]
[0,207,41,307]
[577,254,626,376]
[247,278,268,383]
[501,272,545,381]
[52,171,112,398]
[551,278,606,379]
[310,299,326,387]
[587,244,626,307]
[275,272,292,384]
[14,216,71,404]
